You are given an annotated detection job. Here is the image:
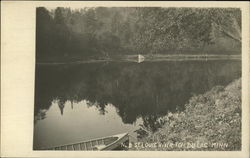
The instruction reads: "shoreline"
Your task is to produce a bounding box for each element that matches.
[36,54,241,65]
[131,78,241,151]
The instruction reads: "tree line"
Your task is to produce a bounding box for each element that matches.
[36,7,241,62]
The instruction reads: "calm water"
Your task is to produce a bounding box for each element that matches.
[33,60,241,149]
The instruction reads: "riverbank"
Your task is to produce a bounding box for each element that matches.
[131,78,241,151]
[37,54,241,65]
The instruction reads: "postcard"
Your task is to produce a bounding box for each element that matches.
[1,1,249,158]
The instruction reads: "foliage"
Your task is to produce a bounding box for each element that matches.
[36,7,241,62]
[132,8,241,54]
[134,78,241,151]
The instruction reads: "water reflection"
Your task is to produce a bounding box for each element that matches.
[34,100,141,149]
[34,60,241,149]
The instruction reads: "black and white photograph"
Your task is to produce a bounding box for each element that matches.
[1,1,249,158]
[33,6,242,151]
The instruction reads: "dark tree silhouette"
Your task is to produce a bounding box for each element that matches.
[36,7,241,63]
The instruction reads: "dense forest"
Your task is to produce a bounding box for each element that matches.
[36,7,241,62]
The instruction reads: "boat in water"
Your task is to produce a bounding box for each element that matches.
[138,54,145,63]
[42,133,129,151]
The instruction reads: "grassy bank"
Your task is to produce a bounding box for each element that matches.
[132,78,241,151]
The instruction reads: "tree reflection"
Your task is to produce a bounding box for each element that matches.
[34,61,241,131]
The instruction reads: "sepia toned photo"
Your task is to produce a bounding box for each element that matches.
[1,1,249,158]
[33,6,242,151]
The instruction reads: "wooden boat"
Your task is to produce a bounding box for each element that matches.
[43,133,129,151]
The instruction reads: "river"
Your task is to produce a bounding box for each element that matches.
[33,60,241,149]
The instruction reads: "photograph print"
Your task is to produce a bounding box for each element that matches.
[33,6,242,151]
